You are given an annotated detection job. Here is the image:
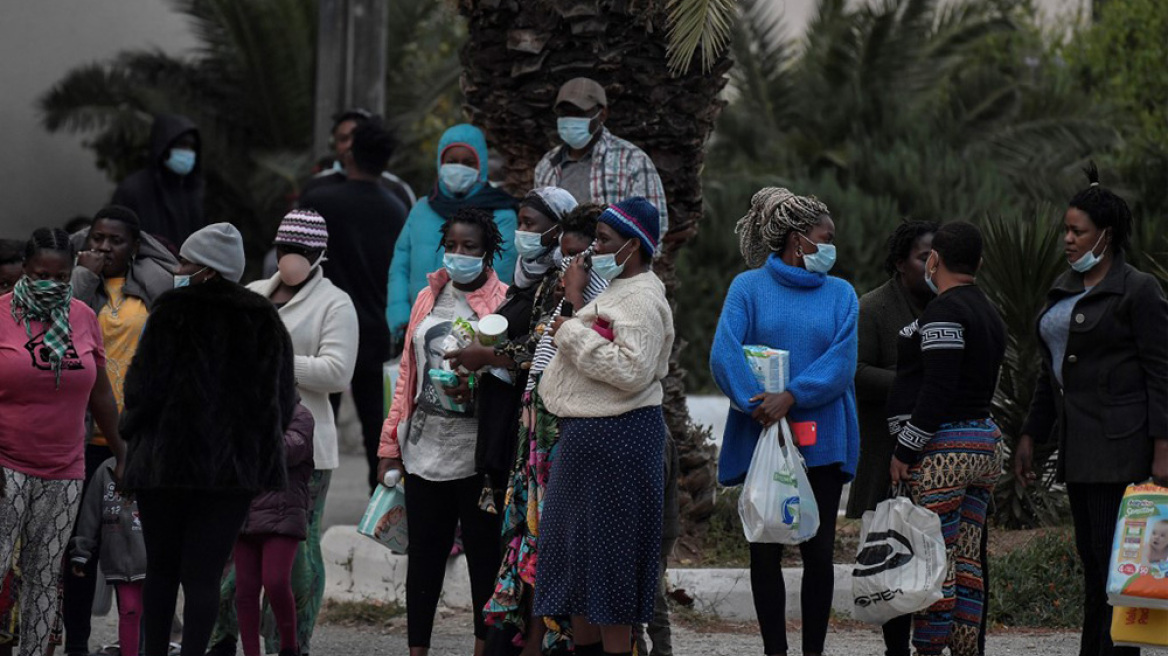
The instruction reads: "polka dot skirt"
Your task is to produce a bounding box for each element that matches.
[533,405,666,625]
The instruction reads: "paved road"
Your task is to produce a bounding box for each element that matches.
[88,607,1163,655]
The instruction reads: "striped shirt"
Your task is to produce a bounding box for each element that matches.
[526,259,609,393]
[534,128,669,234]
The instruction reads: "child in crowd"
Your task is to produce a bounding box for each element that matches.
[70,457,147,656]
[234,403,315,656]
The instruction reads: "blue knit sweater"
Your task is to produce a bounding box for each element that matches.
[711,254,860,486]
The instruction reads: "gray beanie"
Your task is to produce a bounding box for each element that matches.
[180,222,246,283]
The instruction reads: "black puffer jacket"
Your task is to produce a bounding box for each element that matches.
[112,114,205,247]
[120,278,296,493]
[241,404,315,540]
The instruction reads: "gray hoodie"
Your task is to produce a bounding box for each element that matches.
[69,458,147,582]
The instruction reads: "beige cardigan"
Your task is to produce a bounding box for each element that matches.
[539,272,675,418]
[248,269,358,469]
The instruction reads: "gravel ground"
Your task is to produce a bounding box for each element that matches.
[85,607,1168,656]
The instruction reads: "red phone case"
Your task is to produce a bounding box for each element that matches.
[791,421,818,447]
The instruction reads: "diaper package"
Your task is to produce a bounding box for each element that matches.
[1107,482,1168,609]
[1110,606,1168,647]
[743,345,789,394]
[357,472,408,555]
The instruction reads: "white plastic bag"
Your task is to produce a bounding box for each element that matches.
[851,496,946,624]
[738,419,820,544]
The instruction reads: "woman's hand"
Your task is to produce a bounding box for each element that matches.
[377,457,405,485]
[549,316,569,337]
[71,563,87,578]
[749,391,795,427]
[1013,434,1036,488]
[77,250,105,275]
[889,455,912,484]
[562,255,589,308]
[442,375,473,406]
[446,344,499,372]
[1154,440,1168,487]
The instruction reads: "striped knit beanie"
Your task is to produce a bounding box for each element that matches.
[274,209,328,250]
[598,197,660,257]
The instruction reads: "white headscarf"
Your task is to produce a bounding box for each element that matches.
[514,187,579,288]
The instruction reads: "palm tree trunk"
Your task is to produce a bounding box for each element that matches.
[458,0,731,530]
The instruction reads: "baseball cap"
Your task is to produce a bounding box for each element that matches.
[555,78,608,111]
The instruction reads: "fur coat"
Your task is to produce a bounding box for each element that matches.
[120,278,296,492]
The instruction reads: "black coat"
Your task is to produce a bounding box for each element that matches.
[112,114,206,248]
[120,279,297,493]
[1022,254,1168,484]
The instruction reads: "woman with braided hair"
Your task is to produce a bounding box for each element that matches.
[711,187,859,656]
[1015,164,1168,656]
[0,227,124,656]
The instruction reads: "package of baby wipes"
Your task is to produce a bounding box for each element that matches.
[1107,482,1168,609]
[1110,606,1168,648]
[743,345,790,394]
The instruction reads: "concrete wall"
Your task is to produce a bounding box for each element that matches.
[0,2,196,241]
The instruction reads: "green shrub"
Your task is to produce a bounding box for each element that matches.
[987,529,1083,628]
[699,487,750,567]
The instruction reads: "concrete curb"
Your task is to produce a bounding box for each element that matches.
[323,526,856,621]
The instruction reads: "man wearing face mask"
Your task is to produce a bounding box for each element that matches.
[112,114,206,249]
[300,122,408,492]
[534,78,669,236]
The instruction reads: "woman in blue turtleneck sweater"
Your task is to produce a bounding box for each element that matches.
[711,187,859,656]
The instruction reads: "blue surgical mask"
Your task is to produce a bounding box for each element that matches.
[1070,231,1108,273]
[173,266,208,289]
[798,233,837,274]
[514,226,559,259]
[557,116,597,150]
[591,240,633,281]
[924,252,939,295]
[439,163,479,195]
[444,252,485,284]
[165,148,197,176]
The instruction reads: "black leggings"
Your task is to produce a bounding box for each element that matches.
[137,489,253,656]
[1068,482,1139,656]
[749,464,846,656]
[351,363,386,493]
[404,473,502,648]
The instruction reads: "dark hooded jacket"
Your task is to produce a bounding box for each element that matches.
[112,114,206,247]
[120,278,296,493]
[241,403,315,540]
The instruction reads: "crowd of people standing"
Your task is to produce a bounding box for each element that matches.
[0,72,1164,656]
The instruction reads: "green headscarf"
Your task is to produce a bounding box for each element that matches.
[11,276,74,387]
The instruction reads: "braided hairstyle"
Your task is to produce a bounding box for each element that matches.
[735,187,830,268]
[1068,162,1132,254]
[25,227,76,262]
[441,207,504,267]
[884,220,940,277]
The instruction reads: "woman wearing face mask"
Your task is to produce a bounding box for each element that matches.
[0,228,125,656]
[378,208,509,656]
[1015,165,1168,656]
[119,222,297,656]
[59,205,176,655]
[886,221,1006,656]
[530,197,674,656]
[387,124,518,346]
[710,187,859,656]
[200,210,359,656]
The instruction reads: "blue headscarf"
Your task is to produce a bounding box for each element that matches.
[427,124,517,219]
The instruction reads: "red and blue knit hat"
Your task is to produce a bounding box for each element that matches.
[274,209,328,250]
[598,197,660,256]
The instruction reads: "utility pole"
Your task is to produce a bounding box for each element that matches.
[313,0,389,157]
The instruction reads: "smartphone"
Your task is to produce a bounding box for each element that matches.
[560,301,574,318]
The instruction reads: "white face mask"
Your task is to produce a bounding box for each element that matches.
[591,239,634,281]
[439,163,479,195]
[1070,230,1108,273]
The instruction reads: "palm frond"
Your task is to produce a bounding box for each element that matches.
[665,0,737,75]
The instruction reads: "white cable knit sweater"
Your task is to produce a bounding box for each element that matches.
[539,271,675,418]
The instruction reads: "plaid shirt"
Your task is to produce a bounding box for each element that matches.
[534,128,669,234]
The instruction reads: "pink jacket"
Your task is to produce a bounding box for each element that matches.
[378,268,508,459]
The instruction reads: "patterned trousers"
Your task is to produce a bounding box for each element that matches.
[210,469,332,654]
[907,420,1002,656]
[0,467,81,656]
